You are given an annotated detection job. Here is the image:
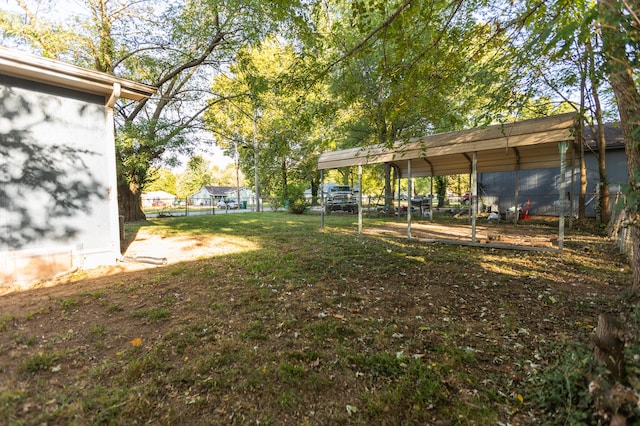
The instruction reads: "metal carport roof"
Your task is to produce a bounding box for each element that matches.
[317,113,577,176]
[317,113,579,251]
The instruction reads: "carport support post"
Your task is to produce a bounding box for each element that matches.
[320,170,325,229]
[558,142,568,250]
[397,168,401,221]
[358,165,363,234]
[569,140,576,230]
[430,177,434,221]
[471,152,478,243]
[513,170,520,225]
[407,160,412,239]
[513,148,521,225]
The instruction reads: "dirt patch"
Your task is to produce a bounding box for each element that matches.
[363,219,560,248]
[119,228,254,270]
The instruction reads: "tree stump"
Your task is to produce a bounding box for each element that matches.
[594,314,626,381]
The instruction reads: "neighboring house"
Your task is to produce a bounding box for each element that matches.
[142,191,177,207]
[0,47,156,285]
[189,186,254,206]
[477,123,626,218]
[189,186,232,206]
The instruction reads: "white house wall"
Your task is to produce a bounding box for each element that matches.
[1,75,118,284]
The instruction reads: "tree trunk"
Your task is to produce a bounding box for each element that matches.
[596,117,611,225]
[282,160,288,204]
[600,0,640,292]
[579,124,587,221]
[435,176,446,208]
[118,181,146,222]
[311,176,319,206]
[594,313,626,381]
[607,74,640,291]
[590,62,611,224]
[578,56,587,221]
[384,163,392,209]
[576,116,587,222]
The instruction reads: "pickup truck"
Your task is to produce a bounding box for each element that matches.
[325,185,358,213]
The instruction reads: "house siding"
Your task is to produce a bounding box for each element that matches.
[477,148,628,217]
[190,187,215,205]
[1,76,117,283]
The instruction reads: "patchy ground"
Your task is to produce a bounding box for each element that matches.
[0,214,636,424]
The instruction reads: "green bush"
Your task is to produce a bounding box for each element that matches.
[288,200,309,214]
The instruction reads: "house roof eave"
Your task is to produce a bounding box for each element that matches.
[0,46,157,101]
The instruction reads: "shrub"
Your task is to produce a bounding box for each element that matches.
[288,200,309,214]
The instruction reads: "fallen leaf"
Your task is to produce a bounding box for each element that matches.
[131,337,143,346]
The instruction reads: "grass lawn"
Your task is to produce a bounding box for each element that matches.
[0,212,637,424]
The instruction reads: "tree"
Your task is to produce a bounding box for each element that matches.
[145,167,177,195]
[176,155,213,199]
[1,0,317,221]
[515,0,616,224]
[205,37,331,208]
[598,0,640,291]
[212,163,244,187]
[509,0,639,288]
[434,176,448,208]
[315,0,518,209]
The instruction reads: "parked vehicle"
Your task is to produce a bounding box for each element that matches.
[325,185,358,213]
[217,199,239,209]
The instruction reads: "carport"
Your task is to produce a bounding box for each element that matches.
[317,113,578,250]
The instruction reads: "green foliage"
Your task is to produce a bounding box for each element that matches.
[59,298,78,314]
[242,321,268,341]
[282,182,308,214]
[288,199,309,214]
[523,342,598,424]
[206,37,331,208]
[434,176,447,207]
[22,351,59,373]
[0,314,15,332]
[116,119,176,193]
[130,308,170,322]
[145,167,177,195]
[1,0,318,220]
[0,6,79,59]
[175,155,213,198]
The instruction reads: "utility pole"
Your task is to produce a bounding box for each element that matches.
[253,108,261,212]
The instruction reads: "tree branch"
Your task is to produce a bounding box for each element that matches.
[321,0,414,76]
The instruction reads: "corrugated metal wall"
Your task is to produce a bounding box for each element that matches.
[478,149,628,218]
